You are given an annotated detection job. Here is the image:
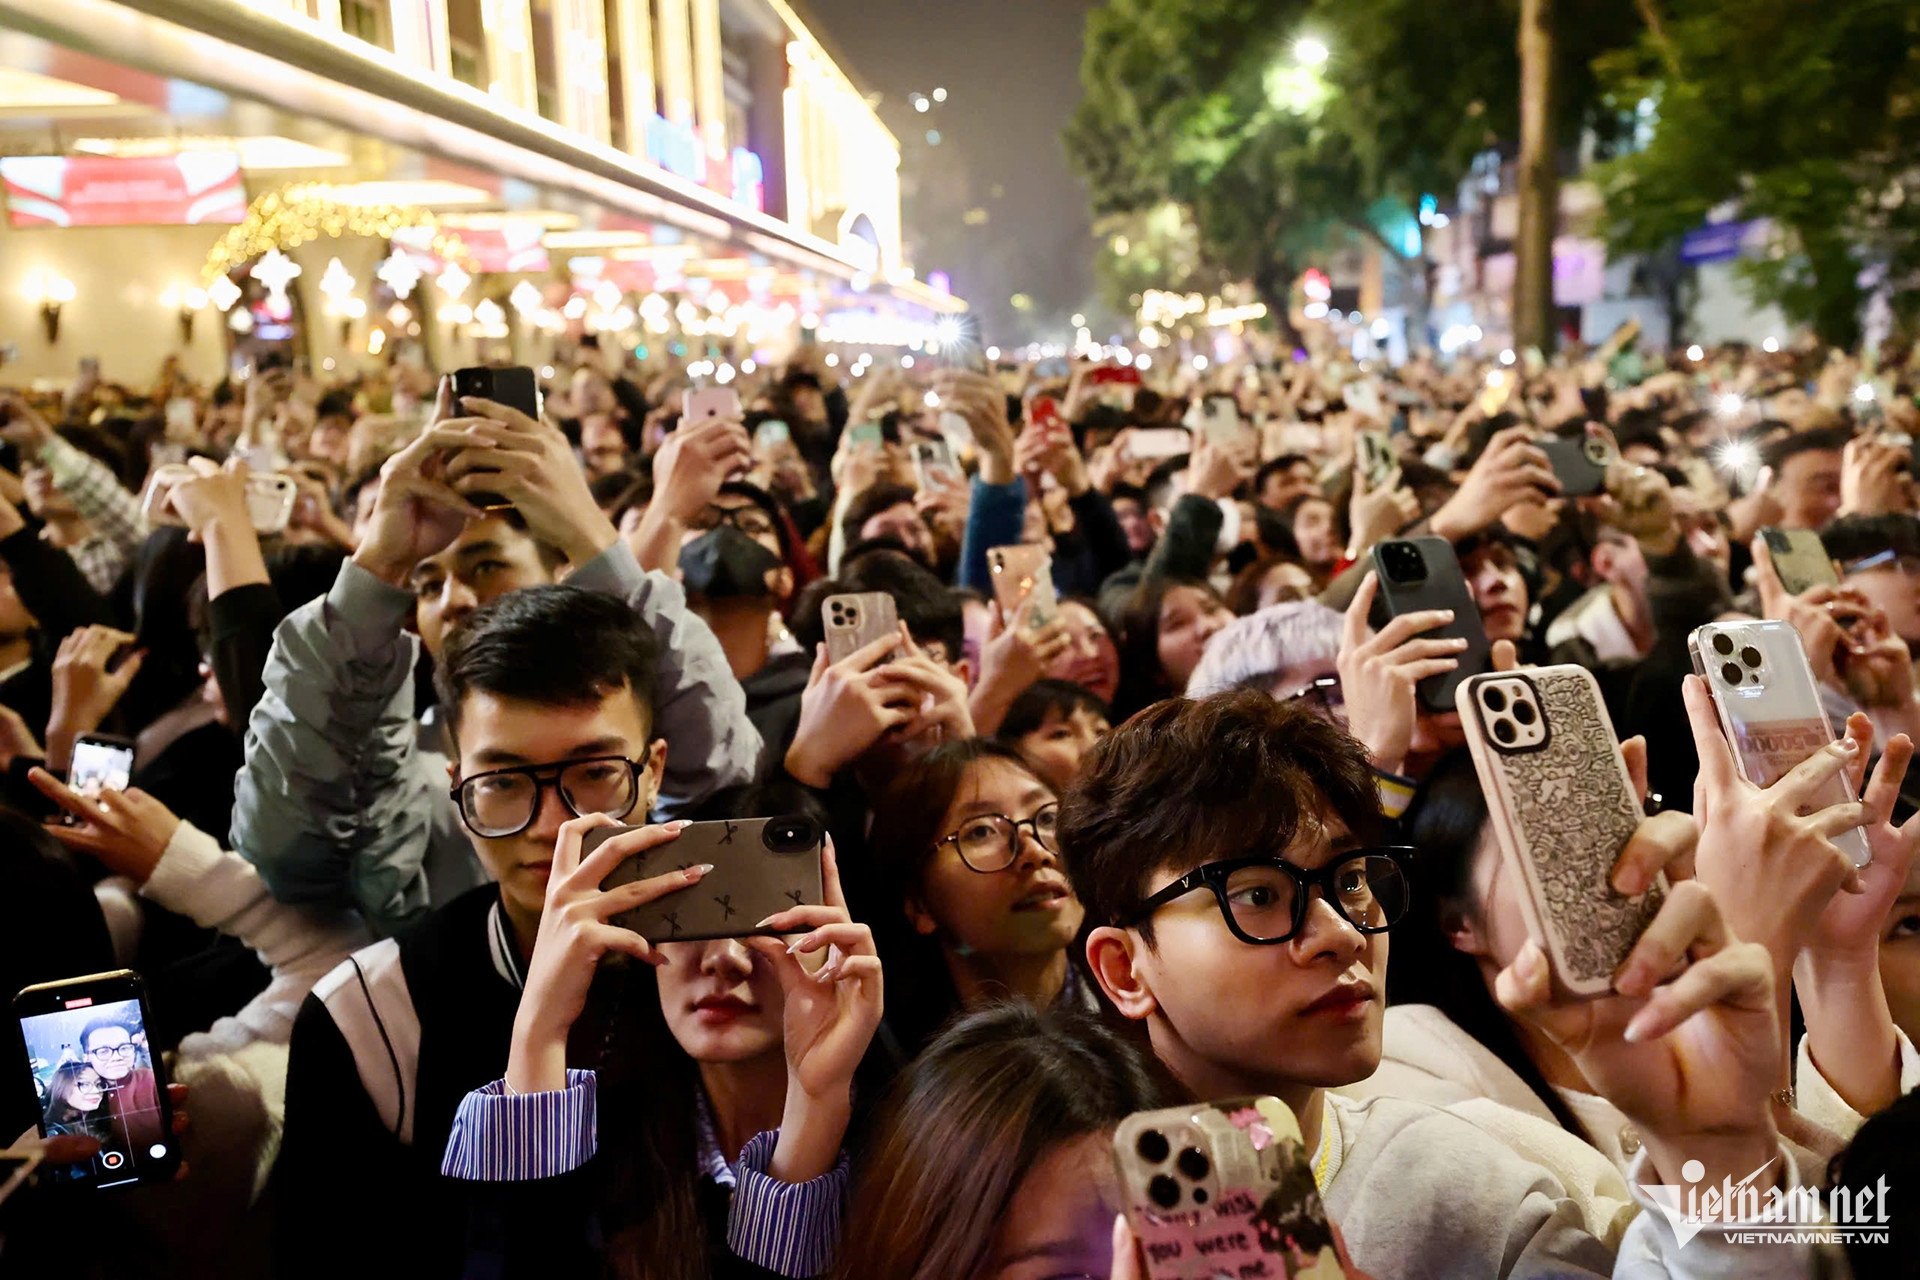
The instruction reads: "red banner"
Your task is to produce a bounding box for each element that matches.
[2,153,248,228]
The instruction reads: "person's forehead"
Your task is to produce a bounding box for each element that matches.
[90,1026,130,1042]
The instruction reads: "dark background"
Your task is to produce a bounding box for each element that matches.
[798,0,1101,345]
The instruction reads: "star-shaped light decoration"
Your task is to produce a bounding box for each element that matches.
[318,257,356,304]
[375,252,422,300]
[436,263,472,300]
[249,248,302,311]
[509,280,543,316]
[206,274,243,313]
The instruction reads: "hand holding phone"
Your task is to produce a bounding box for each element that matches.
[1367,538,1490,713]
[986,545,1058,630]
[683,387,743,426]
[593,816,825,943]
[822,593,900,664]
[453,365,542,423]
[1758,527,1840,596]
[15,969,179,1190]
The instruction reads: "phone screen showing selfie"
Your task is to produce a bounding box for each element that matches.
[19,990,174,1190]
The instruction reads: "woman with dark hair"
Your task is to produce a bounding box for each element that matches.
[835,1004,1170,1280]
[1106,576,1232,721]
[866,739,1093,1055]
[995,679,1110,794]
[41,1061,111,1143]
[1277,492,1341,587]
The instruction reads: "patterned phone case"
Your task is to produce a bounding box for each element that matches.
[591,817,824,943]
[1690,620,1870,867]
[987,545,1059,629]
[822,592,899,664]
[1456,666,1665,997]
[1112,1097,1346,1280]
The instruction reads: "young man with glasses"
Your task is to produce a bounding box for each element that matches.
[273,586,682,1279]
[235,382,757,937]
[1067,690,1828,1277]
[79,1017,164,1153]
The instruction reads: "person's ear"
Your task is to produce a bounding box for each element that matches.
[769,565,795,603]
[903,894,939,938]
[1591,542,1620,583]
[640,738,668,810]
[446,760,458,785]
[954,657,974,687]
[1086,925,1157,1021]
[1147,508,1169,538]
[1442,905,1489,958]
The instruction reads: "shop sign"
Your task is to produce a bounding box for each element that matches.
[2,152,247,228]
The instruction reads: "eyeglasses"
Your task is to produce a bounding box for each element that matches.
[1284,674,1344,717]
[1128,847,1413,946]
[451,754,645,838]
[86,1044,136,1061]
[936,803,1061,873]
[690,503,778,541]
[1843,549,1920,577]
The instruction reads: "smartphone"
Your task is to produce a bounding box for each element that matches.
[682,387,742,425]
[1128,427,1193,460]
[139,465,297,535]
[14,969,179,1191]
[451,365,541,423]
[1538,433,1616,498]
[1760,526,1840,596]
[0,1145,42,1207]
[846,421,885,451]
[1456,667,1666,999]
[987,545,1059,630]
[1112,1096,1347,1280]
[1089,365,1143,409]
[1344,377,1385,423]
[1357,429,1398,491]
[1189,395,1249,447]
[69,734,135,799]
[753,418,791,449]
[911,439,959,490]
[1369,537,1491,713]
[821,592,899,664]
[591,815,825,943]
[1689,620,1870,867]
[1028,396,1065,433]
[163,397,197,437]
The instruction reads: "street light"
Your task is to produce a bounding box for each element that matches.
[1293,36,1329,68]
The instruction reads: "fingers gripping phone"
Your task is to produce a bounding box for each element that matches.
[140,465,297,536]
[987,545,1059,631]
[1538,433,1616,498]
[1457,667,1667,998]
[592,816,825,943]
[683,387,742,425]
[1760,527,1840,596]
[821,592,899,664]
[1690,620,1871,867]
[1369,537,1491,713]
[15,969,180,1191]
[1357,429,1398,491]
[1113,1096,1348,1280]
[453,365,541,422]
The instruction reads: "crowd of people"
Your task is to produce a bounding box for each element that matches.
[2,326,1920,1278]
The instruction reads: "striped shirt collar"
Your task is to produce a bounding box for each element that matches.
[486,900,527,991]
[693,1087,736,1188]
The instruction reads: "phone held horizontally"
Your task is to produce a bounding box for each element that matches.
[590,816,825,943]
[15,969,180,1192]
[1456,666,1665,998]
[1690,619,1871,867]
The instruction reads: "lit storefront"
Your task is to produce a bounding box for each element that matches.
[0,0,963,386]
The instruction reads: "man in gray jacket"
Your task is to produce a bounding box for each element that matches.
[233,382,758,936]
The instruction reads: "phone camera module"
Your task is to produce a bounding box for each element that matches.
[1709,631,1734,657]
[1763,529,1790,554]
[1176,1147,1210,1181]
[1378,542,1427,585]
[1739,646,1762,669]
[1492,717,1517,745]
[1721,662,1744,686]
[1148,1174,1181,1210]
[1482,686,1508,713]
[1136,1130,1170,1164]
[1584,437,1614,467]
[762,818,819,855]
[1511,700,1537,727]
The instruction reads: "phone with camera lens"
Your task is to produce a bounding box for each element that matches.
[590,816,824,943]
[910,439,959,490]
[451,365,541,423]
[1759,526,1840,596]
[1689,620,1870,867]
[1112,1096,1348,1280]
[69,734,135,805]
[14,969,179,1191]
[821,592,900,664]
[682,387,742,425]
[1357,428,1398,491]
[1457,667,1666,1000]
[987,545,1059,630]
[1368,537,1490,713]
[1537,433,1616,498]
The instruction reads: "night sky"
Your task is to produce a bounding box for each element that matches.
[797,0,1101,345]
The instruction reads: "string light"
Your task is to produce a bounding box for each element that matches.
[376,253,424,299]
[201,184,468,284]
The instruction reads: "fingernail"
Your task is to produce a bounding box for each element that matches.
[755,916,777,928]
[1518,945,1546,982]
[672,819,694,830]
[1838,738,1859,754]
[688,863,714,876]
[1623,1013,1651,1043]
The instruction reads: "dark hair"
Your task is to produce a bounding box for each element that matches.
[1254,455,1311,495]
[791,553,965,661]
[1824,513,1920,565]
[1108,481,1148,510]
[866,740,1060,1053]
[1761,424,1853,475]
[44,1061,104,1129]
[835,1004,1171,1280]
[1394,751,1594,1143]
[315,389,355,420]
[997,679,1110,745]
[1143,456,1191,510]
[79,1016,132,1053]
[1107,575,1225,720]
[1060,689,1383,935]
[839,483,919,549]
[1827,1086,1920,1279]
[434,585,659,739]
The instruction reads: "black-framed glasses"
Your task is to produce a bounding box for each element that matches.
[451,754,645,838]
[1128,847,1413,945]
[935,803,1061,873]
[86,1044,137,1062]
[690,503,778,541]
[1284,674,1344,717]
